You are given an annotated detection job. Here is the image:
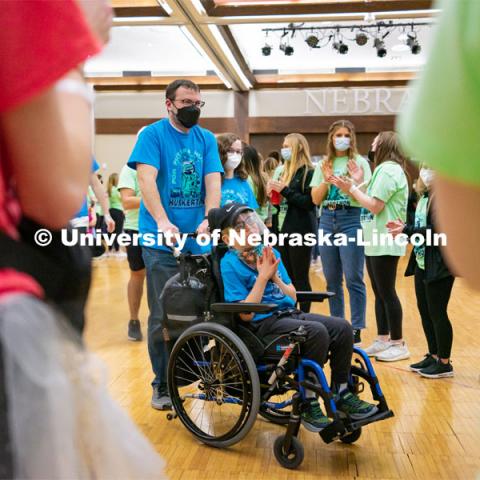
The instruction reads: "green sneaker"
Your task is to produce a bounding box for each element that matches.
[336,391,378,420]
[301,399,332,432]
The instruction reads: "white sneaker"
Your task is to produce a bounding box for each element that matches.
[375,342,410,362]
[363,339,391,357]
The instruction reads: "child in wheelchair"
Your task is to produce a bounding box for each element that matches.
[209,202,378,432]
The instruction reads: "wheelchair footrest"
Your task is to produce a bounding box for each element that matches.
[347,409,394,431]
[318,420,345,444]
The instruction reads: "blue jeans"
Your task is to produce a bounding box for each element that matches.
[142,247,179,393]
[318,208,366,330]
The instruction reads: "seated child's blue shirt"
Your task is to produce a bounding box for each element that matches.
[220,248,296,321]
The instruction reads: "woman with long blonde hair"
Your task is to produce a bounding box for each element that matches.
[310,120,371,345]
[268,133,316,311]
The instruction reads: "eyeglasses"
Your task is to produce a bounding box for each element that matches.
[172,98,206,108]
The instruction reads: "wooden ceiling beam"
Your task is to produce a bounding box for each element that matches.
[202,0,433,17]
[87,75,227,91]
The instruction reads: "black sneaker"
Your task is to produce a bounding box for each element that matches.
[151,386,171,410]
[336,391,378,420]
[409,353,436,372]
[128,319,143,341]
[419,360,454,379]
[301,399,332,432]
[353,329,361,346]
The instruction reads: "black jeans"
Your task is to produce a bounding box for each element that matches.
[366,255,403,341]
[278,245,313,312]
[0,341,14,479]
[109,208,125,252]
[414,266,454,358]
[254,311,353,384]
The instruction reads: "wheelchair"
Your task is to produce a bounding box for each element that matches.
[164,246,394,469]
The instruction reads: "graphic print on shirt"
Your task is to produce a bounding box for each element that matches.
[324,164,350,207]
[222,188,249,205]
[169,149,202,208]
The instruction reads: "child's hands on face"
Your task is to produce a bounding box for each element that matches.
[256,246,280,281]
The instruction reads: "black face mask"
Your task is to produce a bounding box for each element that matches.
[368,149,375,163]
[174,105,201,129]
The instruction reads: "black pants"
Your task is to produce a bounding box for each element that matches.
[366,255,403,340]
[414,266,454,358]
[109,208,124,251]
[279,244,313,312]
[255,311,353,384]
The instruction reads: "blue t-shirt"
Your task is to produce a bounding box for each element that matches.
[221,176,258,209]
[220,248,295,321]
[74,158,99,219]
[127,119,223,252]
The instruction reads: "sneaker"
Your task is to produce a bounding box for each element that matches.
[353,329,362,346]
[336,391,378,420]
[363,339,391,357]
[375,342,410,362]
[410,354,436,372]
[128,319,143,342]
[151,387,171,410]
[301,399,332,432]
[419,360,454,379]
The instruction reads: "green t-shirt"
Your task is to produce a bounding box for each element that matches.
[118,165,140,231]
[272,165,288,230]
[414,194,429,269]
[361,161,408,257]
[109,185,123,211]
[310,154,372,208]
[399,0,480,186]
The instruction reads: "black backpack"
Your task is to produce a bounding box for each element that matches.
[161,254,217,341]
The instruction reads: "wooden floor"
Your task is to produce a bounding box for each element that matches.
[85,254,480,479]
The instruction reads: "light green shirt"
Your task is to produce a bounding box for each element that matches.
[272,165,288,230]
[118,165,140,231]
[399,0,480,186]
[414,194,429,269]
[310,154,372,208]
[247,176,270,222]
[109,185,123,211]
[361,161,408,257]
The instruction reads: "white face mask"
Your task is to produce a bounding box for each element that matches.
[225,152,242,171]
[419,168,435,188]
[281,147,292,161]
[334,137,351,152]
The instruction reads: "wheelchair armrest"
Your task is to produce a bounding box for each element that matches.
[296,291,335,303]
[211,302,277,314]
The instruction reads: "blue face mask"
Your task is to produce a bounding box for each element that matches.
[334,137,351,152]
[281,147,292,161]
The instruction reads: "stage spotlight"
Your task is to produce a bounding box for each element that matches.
[355,32,368,46]
[305,35,319,48]
[333,40,348,55]
[407,33,421,54]
[262,44,272,56]
[374,38,387,57]
[280,43,294,56]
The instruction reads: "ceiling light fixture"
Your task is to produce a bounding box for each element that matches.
[333,40,348,54]
[374,38,387,57]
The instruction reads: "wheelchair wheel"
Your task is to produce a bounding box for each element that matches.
[340,427,362,444]
[273,434,304,469]
[259,405,291,425]
[259,387,295,426]
[167,323,260,448]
